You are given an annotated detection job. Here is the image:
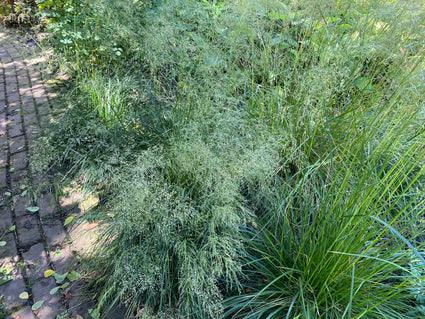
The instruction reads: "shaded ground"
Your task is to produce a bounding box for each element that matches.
[0,27,95,319]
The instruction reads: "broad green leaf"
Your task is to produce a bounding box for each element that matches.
[4,192,11,197]
[19,292,29,299]
[53,272,67,284]
[44,269,55,278]
[49,286,60,295]
[0,277,12,286]
[64,216,74,227]
[0,241,6,246]
[9,225,16,231]
[53,249,61,258]
[26,206,39,213]
[31,300,45,311]
[0,268,10,275]
[21,190,27,197]
[67,271,80,281]
[60,282,70,289]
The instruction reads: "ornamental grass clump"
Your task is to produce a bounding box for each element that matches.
[85,109,278,318]
[225,120,425,318]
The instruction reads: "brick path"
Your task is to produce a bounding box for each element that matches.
[0,27,93,319]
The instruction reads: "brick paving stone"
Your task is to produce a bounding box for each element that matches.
[7,102,19,110]
[22,103,36,116]
[8,121,24,138]
[20,95,34,104]
[0,168,6,189]
[1,116,8,131]
[0,128,6,142]
[0,233,18,268]
[13,195,31,217]
[18,77,30,87]
[16,69,27,77]
[16,214,41,247]
[7,92,20,104]
[69,222,97,254]
[31,88,44,99]
[0,207,13,233]
[10,171,27,192]
[9,136,25,154]
[37,193,56,218]
[10,151,27,171]
[19,86,32,96]
[6,107,17,116]
[50,244,74,274]
[0,134,7,147]
[68,280,95,318]
[23,243,49,283]
[6,306,36,319]
[8,112,22,125]
[5,76,16,84]
[24,124,38,137]
[31,277,62,319]
[43,219,66,248]
[7,87,18,96]
[0,147,7,166]
[0,274,27,312]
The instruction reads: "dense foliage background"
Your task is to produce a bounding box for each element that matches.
[23,0,425,317]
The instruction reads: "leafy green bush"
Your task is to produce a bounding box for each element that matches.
[1,0,38,25]
[37,0,149,70]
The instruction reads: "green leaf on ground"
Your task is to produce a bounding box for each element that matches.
[64,216,74,227]
[0,242,6,247]
[0,277,12,286]
[9,225,16,231]
[53,249,61,258]
[4,192,11,196]
[0,268,11,275]
[60,282,70,289]
[26,206,39,213]
[50,286,60,295]
[53,272,67,284]
[67,271,80,281]
[21,190,27,197]
[19,292,29,299]
[31,300,45,311]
